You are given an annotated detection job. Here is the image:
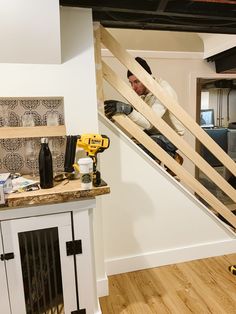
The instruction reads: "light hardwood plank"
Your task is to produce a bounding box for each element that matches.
[100,254,236,314]
[93,22,105,114]
[0,125,66,139]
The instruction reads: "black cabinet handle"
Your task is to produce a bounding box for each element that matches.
[0,252,14,261]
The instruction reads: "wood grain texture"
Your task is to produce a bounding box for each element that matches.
[5,179,110,208]
[100,253,236,314]
[93,22,105,114]
[0,125,66,139]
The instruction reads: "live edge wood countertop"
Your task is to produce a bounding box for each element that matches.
[5,179,110,208]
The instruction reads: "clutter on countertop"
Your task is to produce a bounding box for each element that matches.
[0,133,110,206]
[76,134,110,186]
[39,137,53,189]
[77,157,93,190]
[64,135,78,173]
[0,173,13,204]
[6,175,110,208]
[11,176,40,193]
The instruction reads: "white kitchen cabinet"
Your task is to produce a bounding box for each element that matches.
[0,199,100,314]
[0,231,11,314]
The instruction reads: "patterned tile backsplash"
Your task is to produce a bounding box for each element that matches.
[0,97,65,175]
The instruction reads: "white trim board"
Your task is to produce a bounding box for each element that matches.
[97,275,109,297]
[105,239,236,275]
[102,48,204,60]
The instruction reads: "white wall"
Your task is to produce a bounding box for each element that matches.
[99,114,236,275]
[60,7,98,134]
[0,7,98,135]
[108,28,203,52]
[0,0,61,64]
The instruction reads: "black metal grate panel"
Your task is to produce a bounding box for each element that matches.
[18,227,64,314]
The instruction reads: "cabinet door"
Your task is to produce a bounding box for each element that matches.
[1,212,78,314]
[0,223,11,314]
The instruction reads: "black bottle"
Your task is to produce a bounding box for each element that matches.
[39,138,53,189]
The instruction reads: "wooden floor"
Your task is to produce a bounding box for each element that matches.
[99,253,236,313]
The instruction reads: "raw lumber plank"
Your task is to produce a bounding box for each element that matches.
[227,203,236,211]
[93,22,105,114]
[0,125,66,139]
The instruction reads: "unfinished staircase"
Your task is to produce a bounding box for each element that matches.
[94,24,236,231]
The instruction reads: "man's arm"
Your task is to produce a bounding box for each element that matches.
[128,108,152,130]
[128,93,167,131]
[104,99,152,130]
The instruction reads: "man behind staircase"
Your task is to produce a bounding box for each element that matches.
[104,57,185,170]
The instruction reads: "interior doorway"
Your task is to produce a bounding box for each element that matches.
[196,77,236,206]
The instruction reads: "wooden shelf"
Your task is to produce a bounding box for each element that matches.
[6,178,110,208]
[0,125,66,139]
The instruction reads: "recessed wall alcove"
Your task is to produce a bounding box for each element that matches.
[0,97,65,175]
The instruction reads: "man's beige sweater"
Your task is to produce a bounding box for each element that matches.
[128,77,185,136]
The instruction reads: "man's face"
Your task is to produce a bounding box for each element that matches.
[128,75,148,96]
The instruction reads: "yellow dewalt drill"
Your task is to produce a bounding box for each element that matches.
[76,134,110,186]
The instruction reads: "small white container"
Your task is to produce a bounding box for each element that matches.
[78,157,93,190]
